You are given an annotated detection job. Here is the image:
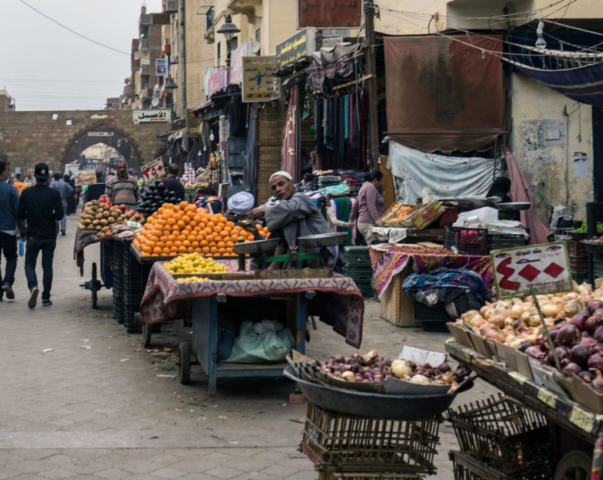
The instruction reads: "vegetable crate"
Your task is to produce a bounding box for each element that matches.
[565,239,587,258]
[447,395,553,479]
[318,472,424,480]
[594,254,603,279]
[569,257,588,275]
[112,240,125,324]
[413,303,451,333]
[488,234,527,252]
[301,403,440,475]
[343,266,374,283]
[343,247,372,267]
[443,228,489,256]
[123,243,152,334]
[449,450,513,480]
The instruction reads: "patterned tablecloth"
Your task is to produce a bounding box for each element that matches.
[370,248,493,299]
[141,262,365,348]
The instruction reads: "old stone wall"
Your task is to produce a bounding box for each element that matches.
[0,110,168,173]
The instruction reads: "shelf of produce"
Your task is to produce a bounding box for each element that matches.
[444,338,601,445]
[581,241,603,255]
[129,242,238,264]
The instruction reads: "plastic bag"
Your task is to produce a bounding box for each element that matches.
[224,321,295,363]
[453,207,499,228]
[217,318,238,361]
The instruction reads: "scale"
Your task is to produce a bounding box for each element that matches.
[231,232,347,271]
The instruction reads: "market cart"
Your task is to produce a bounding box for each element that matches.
[140,262,365,396]
[74,228,114,309]
[445,338,600,479]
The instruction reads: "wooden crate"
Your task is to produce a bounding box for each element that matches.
[379,264,422,327]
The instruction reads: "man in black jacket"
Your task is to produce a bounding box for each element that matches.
[17,163,64,309]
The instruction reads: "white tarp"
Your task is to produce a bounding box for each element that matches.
[387,142,495,203]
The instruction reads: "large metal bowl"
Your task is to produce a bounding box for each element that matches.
[231,238,280,255]
[495,202,532,212]
[298,233,348,248]
[283,366,467,419]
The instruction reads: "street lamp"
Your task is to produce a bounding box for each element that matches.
[165,76,178,121]
[217,15,240,67]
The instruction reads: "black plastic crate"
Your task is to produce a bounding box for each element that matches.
[413,302,451,323]
[343,267,373,283]
[573,273,588,285]
[488,234,527,252]
[343,247,372,267]
[444,228,488,256]
[565,239,587,258]
[594,254,603,279]
[570,257,588,275]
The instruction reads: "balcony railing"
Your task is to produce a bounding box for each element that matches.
[206,7,214,31]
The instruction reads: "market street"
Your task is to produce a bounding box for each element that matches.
[0,220,497,479]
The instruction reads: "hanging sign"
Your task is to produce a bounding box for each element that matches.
[207,67,230,99]
[229,39,253,86]
[156,58,168,76]
[187,108,201,135]
[141,158,166,184]
[276,28,315,70]
[491,243,572,300]
[133,110,171,124]
[298,0,362,28]
[242,56,281,102]
[74,170,97,187]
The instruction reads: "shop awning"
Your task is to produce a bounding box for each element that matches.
[384,35,505,153]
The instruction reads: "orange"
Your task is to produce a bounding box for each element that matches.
[156,242,165,249]
[187,235,196,242]
[223,226,232,234]
[199,222,207,230]
[150,236,159,243]
[181,229,191,237]
[153,247,162,255]
[217,242,226,249]
[158,207,165,214]
[194,248,203,254]
[187,247,194,253]
[230,234,238,242]
[170,246,178,253]
[189,221,197,228]
[177,220,186,229]
[165,241,174,248]
[191,241,199,248]
[176,234,186,242]
[213,226,222,233]
[182,215,191,224]
[182,240,191,247]
[163,225,172,233]
[159,236,168,243]
[210,247,218,254]
[202,246,210,254]
[226,241,233,247]
[218,216,227,224]
[247,235,254,241]
[226,221,235,228]
[193,227,201,233]
[226,247,233,254]
[193,215,203,223]
[207,221,215,229]
[168,235,176,242]
[174,240,182,247]
[163,203,174,209]
[162,247,171,255]
[218,248,226,254]
[142,246,152,254]
[206,234,215,243]
[204,227,213,235]
[178,246,187,253]
[167,218,176,226]
[179,201,188,209]
[200,240,209,247]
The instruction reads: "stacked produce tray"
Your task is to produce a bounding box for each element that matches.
[343,247,373,298]
[443,228,488,256]
[112,240,125,324]
[413,302,451,333]
[487,233,527,251]
[566,239,588,276]
[447,395,553,479]
[302,403,439,478]
[123,242,151,334]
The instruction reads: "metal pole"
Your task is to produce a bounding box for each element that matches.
[180,0,187,115]
[364,0,380,171]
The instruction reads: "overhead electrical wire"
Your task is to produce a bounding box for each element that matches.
[17,0,130,56]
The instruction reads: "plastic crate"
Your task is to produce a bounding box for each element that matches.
[444,228,488,256]
[124,304,142,334]
[565,239,587,258]
[488,234,527,252]
[343,267,374,283]
[573,273,588,285]
[570,257,588,275]
[413,303,451,332]
[594,254,603,279]
[449,450,512,480]
[301,403,440,475]
[447,395,553,479]
[343,247,372,266]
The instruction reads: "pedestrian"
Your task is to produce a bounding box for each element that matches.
[161,164,185,201]
[105,160,139,209]
[17,163,64,308]
[348,171,384,245]
[0,161,26,301]
[49,173,74,236]
[64,174,77,215]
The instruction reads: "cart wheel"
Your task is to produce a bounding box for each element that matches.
[142,322,152,349]
[554,450,592,480]
[91,263,98,309]
[178,343,191,385]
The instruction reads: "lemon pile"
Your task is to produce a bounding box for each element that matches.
[176,276,210,282]
[164,253,229,274]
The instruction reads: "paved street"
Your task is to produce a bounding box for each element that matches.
[0,220,498,479]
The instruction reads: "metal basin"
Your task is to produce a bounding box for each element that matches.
[298,233,348,248]
[495,202,531,212]
[231,238,280,255]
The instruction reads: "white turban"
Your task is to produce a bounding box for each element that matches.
[269,171,293,182]
[227,191,255,215]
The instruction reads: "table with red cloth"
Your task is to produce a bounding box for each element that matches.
[370,247,493,299]
[140,262,365,348]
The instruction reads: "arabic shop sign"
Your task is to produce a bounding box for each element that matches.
[276,28,315,70]
[491,242,573,300]
[230,39,253,86]
[141,158,166,184]
[242,56,281,103]
[187,108,201,135]
[207,67,230,100]
[133,110,171,124]
[298,0,362,28]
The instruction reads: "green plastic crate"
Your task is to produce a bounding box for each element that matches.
[343,246,372,266]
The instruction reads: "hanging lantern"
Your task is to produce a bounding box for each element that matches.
[309,124,316,134]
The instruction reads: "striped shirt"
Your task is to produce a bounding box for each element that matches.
[105,175,140,208]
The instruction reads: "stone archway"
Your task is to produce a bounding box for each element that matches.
[64,125,140,168]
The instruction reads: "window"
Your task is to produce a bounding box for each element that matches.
[322,29,350,37]
[66,119,72,126]
[217,42,221,67]
[206,6,214,31]
[255,29,261,43]
[51,113,58,120]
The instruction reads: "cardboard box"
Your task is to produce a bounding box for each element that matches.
[468,331,491,358]
[572,374,603,413]
[446,322,474,349]
[528,358,567,397]
[555,374,579,402]
[380,263,422,327]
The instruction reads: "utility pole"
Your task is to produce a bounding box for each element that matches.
[364,0,379,171]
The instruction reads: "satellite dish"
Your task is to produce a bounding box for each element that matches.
[252,41,261,55]
[151,98,160,107]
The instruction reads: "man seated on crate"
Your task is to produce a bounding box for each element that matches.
[243,171,337,270]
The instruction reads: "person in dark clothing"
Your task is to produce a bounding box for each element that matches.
[161,164,185,201]
[17,163,64,309]
[487,177,512,203]
[64,174,77,215]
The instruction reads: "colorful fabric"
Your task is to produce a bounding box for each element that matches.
[370,248,493,299]
[403,268,491,302]
[141,262,365,348]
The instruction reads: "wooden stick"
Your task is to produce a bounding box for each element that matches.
[531,289,561,371]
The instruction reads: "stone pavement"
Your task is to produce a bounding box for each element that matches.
[0,220,499,479]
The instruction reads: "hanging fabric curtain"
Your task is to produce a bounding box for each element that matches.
[281,84,299,180]
[383,35,505,153]
[245,105,259,202]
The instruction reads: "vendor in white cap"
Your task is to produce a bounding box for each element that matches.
[245,171,337,269]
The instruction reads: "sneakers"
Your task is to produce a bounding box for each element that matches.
[61,230,66,236]
[28,287,39,309]
[2,284,14,300]
[42,299,52,307]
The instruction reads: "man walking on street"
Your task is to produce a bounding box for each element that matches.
[49,173,74,236]
[0,161,26,302]
[17,163,64,308]
[161,164,185,201]
[105,160,139,209]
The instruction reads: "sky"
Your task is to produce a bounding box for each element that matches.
[0,0,163,111]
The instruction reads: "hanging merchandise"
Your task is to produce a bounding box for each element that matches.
[281,84,300,180]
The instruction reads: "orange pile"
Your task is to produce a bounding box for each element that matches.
[133,201,255,257]
[259,225,270,238]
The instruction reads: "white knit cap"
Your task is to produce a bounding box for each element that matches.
[270,171,293,182]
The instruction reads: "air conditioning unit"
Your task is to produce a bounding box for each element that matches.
[165,0,178,12]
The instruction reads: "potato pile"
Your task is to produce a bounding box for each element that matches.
[78,200,143,232]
